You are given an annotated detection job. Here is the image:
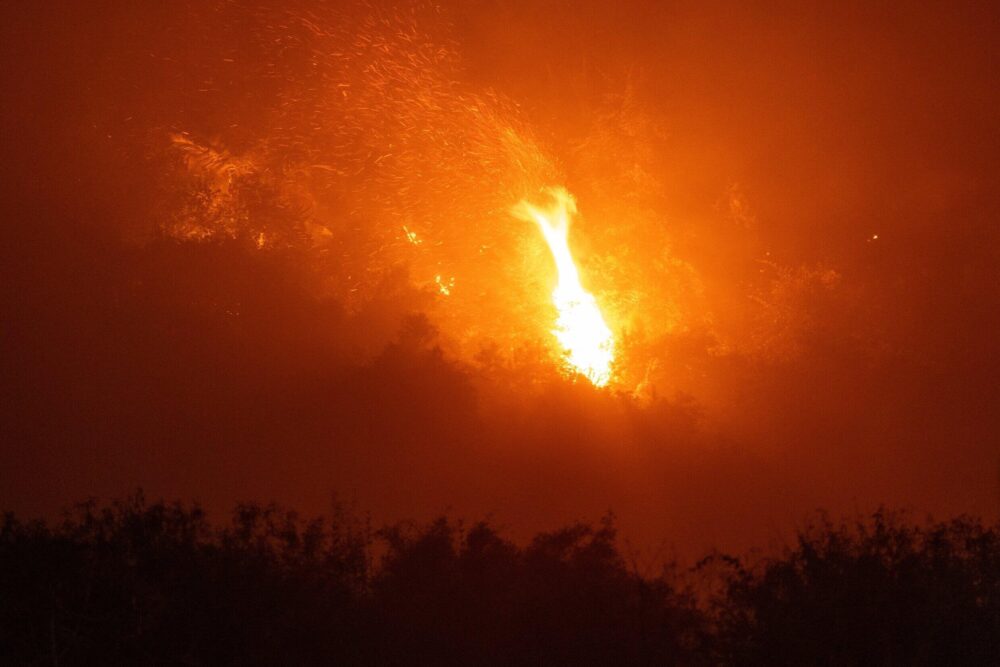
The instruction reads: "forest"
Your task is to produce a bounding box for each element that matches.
[3,493,999,665]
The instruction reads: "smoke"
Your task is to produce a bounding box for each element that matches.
[1,0,999,559]
[155,1,568,366]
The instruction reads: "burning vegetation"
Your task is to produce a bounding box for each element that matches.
[2,0,1000,632]
[149,2,663,390]
[513,187,616,386]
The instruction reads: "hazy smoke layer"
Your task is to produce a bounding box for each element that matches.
[1,0,998,557]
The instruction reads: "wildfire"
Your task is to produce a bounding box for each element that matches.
[514,188,615,386]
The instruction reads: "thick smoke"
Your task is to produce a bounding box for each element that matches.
[1,0,998,558]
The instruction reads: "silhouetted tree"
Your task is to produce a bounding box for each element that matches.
[4,496,1000,665]
[710,509,1000,665]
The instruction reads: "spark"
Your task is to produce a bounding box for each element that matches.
[403,225,422,245]
[435,274,454,296]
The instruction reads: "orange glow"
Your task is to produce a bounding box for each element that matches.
[514,188,615,386]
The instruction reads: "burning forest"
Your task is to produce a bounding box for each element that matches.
[2,0,1000,663]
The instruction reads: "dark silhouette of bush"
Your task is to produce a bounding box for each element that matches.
[372,516,704,665]
[3,495,1000,665]
[0,492,373,665]
[709,510,1000,665]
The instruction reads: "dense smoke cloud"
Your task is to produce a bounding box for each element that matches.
[1,0,998,558]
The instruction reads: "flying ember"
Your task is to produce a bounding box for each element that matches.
[514,188,615,386]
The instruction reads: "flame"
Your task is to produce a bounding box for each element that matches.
[514,187,615,386]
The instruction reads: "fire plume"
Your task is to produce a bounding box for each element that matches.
[514,188,615,386]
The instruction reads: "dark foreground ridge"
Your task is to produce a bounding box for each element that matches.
[3,493,999,665]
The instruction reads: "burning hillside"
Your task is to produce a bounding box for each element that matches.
[1,0,999,559]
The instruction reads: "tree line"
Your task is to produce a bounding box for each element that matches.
[2,492,998,665]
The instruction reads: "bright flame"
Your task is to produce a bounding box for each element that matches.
[514,187,615,386]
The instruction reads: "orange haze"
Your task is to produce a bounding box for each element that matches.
[1,0,999,558]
